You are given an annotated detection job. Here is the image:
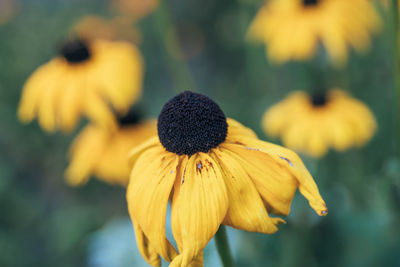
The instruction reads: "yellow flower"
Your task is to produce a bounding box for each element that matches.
[247,0,380,65]
[18,39,143,133]
[66,113,156,187]
[127,91,327,267]
[263,89,377,158]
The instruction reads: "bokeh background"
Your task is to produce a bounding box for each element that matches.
[1,0,400,266]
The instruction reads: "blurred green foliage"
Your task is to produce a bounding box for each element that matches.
[0,0,399,266]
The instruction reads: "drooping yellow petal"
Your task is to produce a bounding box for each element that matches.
[18,60,63,124]
[83,88,117,131]
[211,147,285,233]
[37,80,59,132]
[222,143,298,216]
[65,126,108,186]
[225,137,328,216]
[170,153,228,267]
[133,221,161,267]
[89,40,143,114]
[58,69,83,133]
[127,145,181,262]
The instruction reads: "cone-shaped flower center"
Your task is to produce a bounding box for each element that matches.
[303,0,319,6]
[311,92,328,107]
[158,91,228,156]
[61,39,91,63]
[118,109,142,126]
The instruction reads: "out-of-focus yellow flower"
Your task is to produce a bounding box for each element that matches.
[0,0,19,25]
[263,89,377,158]
[112,0,160,19]
[74,15,140,44]
[18,39,143,133]
[127,91,327,266]
[66,116,156,186]
[248,0,381,66]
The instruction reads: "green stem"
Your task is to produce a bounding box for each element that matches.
[215,225,235,267]
[392,0,400,154]
[152,1,197,93]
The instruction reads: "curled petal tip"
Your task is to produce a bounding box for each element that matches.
[320,209,328,216]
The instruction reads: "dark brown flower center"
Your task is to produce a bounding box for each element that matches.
[61,39,91,64]
[311,92,328,107]
[157,91,228,156]
[118,109,142,127]
[303,0,319,6]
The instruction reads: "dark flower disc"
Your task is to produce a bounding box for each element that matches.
[157,91,228,156]
[118,109,143,127]
[303,0,318,6]
[311,92,328,107]
[61,39,91,63]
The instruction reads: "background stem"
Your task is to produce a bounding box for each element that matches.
[215,225,235,267]
[153,1,197,93]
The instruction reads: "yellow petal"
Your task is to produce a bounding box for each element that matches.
[212,147,285,233]
[65,126,107,186]
[222,143,297,216]
[170,153,228,267]
[226,118,257,143]
[58,70,83,133]
[127,146,181,262]
[37,80,59,132]
[83,88,117,130]
[128,136,160,166]
[18,60,62,124]
[133,221,161,267]
[225,137,327,216]
[89,40,143,114]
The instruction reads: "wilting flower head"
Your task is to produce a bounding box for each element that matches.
[247,0,380,65]
[263,89,377,157]
[66,110,156,186]
[18,38,143,133]
[127,91,327,267]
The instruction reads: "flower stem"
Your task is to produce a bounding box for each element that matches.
[392,0,400,153]
[215,225,235,267]
[153,1,197,93]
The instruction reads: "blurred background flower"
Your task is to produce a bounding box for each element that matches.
[66,115,156,186]
[17,39,143,133]
[262,89,377,157]
[247,0,381,66]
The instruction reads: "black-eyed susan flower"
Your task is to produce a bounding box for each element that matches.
[247,0,380,65]
[127,91,327,267]
[263,89,377,158]
[18,38,143,133]
[66,111,156,186]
